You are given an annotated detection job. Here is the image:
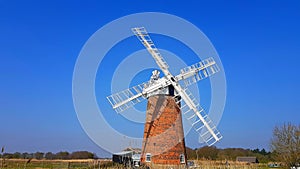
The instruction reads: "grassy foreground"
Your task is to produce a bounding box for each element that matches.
[0,159,282,169]
[194,160,281,169]
[0,159,116,169]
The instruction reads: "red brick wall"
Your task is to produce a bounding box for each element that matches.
[141,95,187,166]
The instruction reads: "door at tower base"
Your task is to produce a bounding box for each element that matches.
[141,95,187,167]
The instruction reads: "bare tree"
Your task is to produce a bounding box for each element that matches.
[271,123,300,168]
[1,146,5,168]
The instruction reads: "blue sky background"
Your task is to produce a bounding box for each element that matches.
[1,0,300,157]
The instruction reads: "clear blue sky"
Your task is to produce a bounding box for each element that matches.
[1,0,300,157]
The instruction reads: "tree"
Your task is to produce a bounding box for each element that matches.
[197,146,219,160]
[56,151,69,159]
[22,152,33,159]
[185,147,196,159]
[260,148,268,156]
[1,146,5,168]
[12,152,21,159]
[22,152,29,159]
[45,152,54,160]
[271,123,300,168]
[3,153,13,159]
[34,152,44,160]
[69,151,94,159]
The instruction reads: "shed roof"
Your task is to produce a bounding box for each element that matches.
[236,156,258,163]
[113,151,133,156]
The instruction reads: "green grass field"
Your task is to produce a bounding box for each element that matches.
[0,159,283,169]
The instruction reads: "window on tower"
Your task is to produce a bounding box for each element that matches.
[146,153,151,162]
[180,154,185,164]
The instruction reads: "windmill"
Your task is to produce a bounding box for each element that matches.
[107,27,222,167]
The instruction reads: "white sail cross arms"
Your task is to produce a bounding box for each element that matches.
[106,56,219,113]
[175,88,223,145]
[107,77,171,113]
[132,27,169,72]
[106,26,223,146]
[175,57,220,87]
[107,83,146,113]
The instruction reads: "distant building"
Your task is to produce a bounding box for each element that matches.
[112,151,133,164]
[112,148,141,167]
[236,156,259,163]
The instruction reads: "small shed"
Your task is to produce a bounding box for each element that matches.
[236,156,259,163]
[112,150,141,167]
[112,151,133,164]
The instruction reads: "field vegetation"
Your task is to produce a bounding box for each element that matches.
[0,159,282,169]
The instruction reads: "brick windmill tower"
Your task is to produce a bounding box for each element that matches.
[107,27,223,168]
[140,70,187,167]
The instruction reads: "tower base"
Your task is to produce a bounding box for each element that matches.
[141,95,187,168]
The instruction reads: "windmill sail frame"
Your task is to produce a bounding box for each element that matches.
[106,27,223,146]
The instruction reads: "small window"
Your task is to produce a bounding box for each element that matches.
[146,153,151,162]
[179,154,185,164]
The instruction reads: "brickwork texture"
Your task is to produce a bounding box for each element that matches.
[141,95,187,168]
